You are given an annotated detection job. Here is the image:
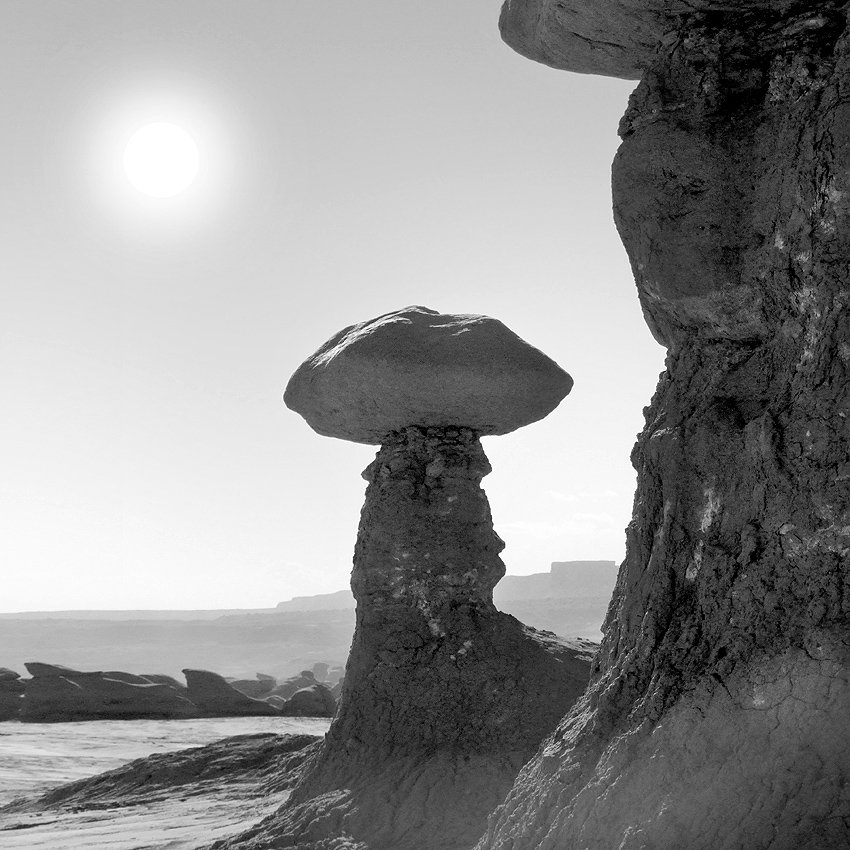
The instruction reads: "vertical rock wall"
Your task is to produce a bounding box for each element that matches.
[481,9,850,849]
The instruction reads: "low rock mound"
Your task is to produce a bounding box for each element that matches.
[3,733,320,814]
[21,662,196,722]
[183,669,280,717]
[281,683,336,718]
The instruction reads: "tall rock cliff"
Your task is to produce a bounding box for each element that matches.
[482,2,850,848]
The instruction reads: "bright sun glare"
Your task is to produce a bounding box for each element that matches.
[123,122,200,198]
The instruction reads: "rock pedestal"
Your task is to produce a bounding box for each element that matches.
[482,6,850,849]
[215,427,594,850]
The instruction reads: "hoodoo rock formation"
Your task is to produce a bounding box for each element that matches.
[212,307,595,850]
[478,3,850,849]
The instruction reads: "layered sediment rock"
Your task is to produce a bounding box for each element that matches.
[481,4,850,848]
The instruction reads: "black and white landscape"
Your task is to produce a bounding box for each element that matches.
[2,1,848,849]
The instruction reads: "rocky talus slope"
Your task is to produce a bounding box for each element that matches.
[478,2,850,848]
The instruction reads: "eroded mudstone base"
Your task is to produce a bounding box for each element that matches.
[480,635,850,849]
[212,427,595,850]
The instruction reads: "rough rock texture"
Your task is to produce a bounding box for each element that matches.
[183,669,280,717]
[1,734,323,847]
[284,306,572,444]
[481,5,850,849]
[4,733,320,814]
[20,662,197,722]
[213,427,595,850]
[498,0,826,79]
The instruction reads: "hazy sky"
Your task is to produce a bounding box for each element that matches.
[1,1,664,611]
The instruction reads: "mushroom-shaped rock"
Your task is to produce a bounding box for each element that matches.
[216,309,592,850]
[284,305,572,444]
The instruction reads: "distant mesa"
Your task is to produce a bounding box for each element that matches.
[284,305,572,444]
[276,560,618,610]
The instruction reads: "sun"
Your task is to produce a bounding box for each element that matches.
[123,122,200,198]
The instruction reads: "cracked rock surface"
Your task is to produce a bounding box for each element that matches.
[212,427,594,850]
[482,4,850,849]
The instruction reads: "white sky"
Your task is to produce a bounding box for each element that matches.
[0,1,665,611]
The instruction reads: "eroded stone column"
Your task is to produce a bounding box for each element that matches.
[483,5,850,849]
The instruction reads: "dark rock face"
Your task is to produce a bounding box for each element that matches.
[498,0,829,79]
[0,669,24,721]
[482,6,850,849]
[20,663,196,722]
[215,427,594,850]
[183,669,280,717]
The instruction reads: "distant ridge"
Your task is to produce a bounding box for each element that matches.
[275,560,618,611]
[0,562,618,679]
[0,608,278,621]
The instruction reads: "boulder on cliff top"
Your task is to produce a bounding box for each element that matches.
[0,668,21,681]
[499,0,815,79]
[284,305,572,444]
[183,669,279,717]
